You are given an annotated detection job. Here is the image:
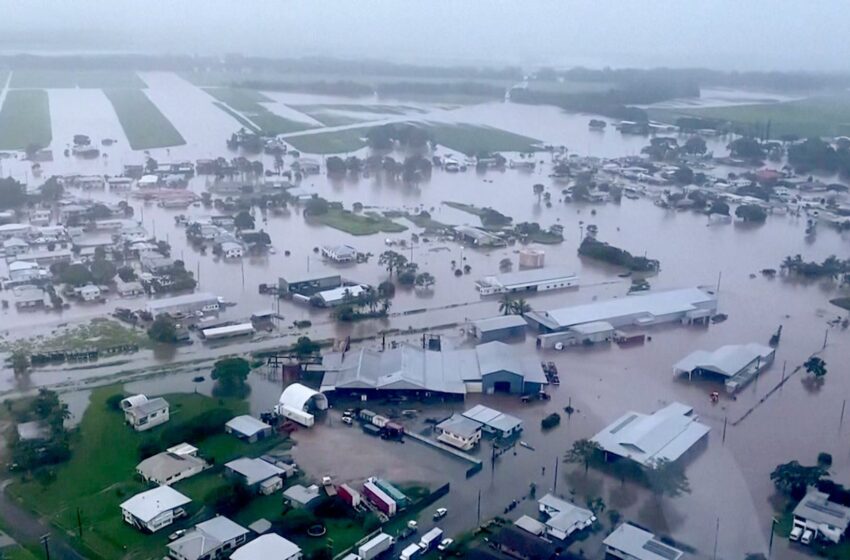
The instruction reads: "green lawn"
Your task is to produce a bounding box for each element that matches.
[310,207,408,235]
[10,69,146,89]
[0,318,151,353]
[104,89,185,150]
[285,128,370,154]
[427,123,541,155]
[204,87,316,135]
[290,104,425,127]
[830,297,850,311]
[0,89,52,150]
[404,212,450,231]
[213,101,261,133]
[649,94,850,138]
[7,385,256,560]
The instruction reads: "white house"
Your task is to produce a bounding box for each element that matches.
[120,486,191,533]
[231,534,302,560]
[225,415,272,443]
[321,245,357,263]
[75,284,102,302]
[537,493,595,540]
[604,523,684,560]
[167,516,250,560]
[221,241,244,259]
[435,414,482,450]
[121,395,170,431]
[136,444,207,486]
[792,488,850,544]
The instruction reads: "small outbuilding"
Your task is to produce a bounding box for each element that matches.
[435,414,482,450]
[470,315,528,343]
[231,533,302,560]
[225,415,272,443]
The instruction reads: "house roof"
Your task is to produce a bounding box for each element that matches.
[146,292,219,312]
[472,315,528,333]
[136,452,206,483]
[592,402,710,467]
[120,486,191,523]
[226,415,271,438]
[480,267,577,289]
[225,458,284,486]
[463,405,522,434]
[674,343,775,378]
[167,516,249,560]
[283,484,321,505]
[603,523,683,560]
[530,288,716,329]
[514,515,547,536]
[793,489,850,530]
[537,493,595,537]
[231,534,301,560]
[491,526,558,560]
[437,414,482,438]
[125,397,169,419]
[476,341,547,385]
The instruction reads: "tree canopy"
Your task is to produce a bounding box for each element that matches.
[564,438,602,473]
[211,357,252,397]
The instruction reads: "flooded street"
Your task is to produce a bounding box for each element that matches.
[0,77,848,559]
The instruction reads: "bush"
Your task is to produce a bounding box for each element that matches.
[106,394,125,411]
[280,509,318,534]
[541,413,561,430]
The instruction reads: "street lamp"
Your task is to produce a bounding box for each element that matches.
[768,517,778,557]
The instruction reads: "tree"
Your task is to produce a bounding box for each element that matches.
[211,357,251,397]
[11,350,30,377]
[304,196,329,216]
[414,272,435,289]
[59,263,93,287]
[397,263,418,286]
[117,266,137,282]
[378,280,395,299]
[533,183,545,201]
[147,314,178,343]
[499,295,514,316]
[728,137,765,160]
[90,258,117,284]
[499,258,513,272]
[770,461,826,499]
[40,176,63,202]
[326,156,346,175]
[817,452,833,468]
[0,177,27,209]
[510,298,531,315]
[804,356,827,378]
[644,458,691,500]
[378,250,407,278]
[735,204,767,223]
[683,136,707,155]
[564,439,602,474]
[234,210,255,230]
[672,165,694,185]
[294,336,319,357]
[709,200,730,216]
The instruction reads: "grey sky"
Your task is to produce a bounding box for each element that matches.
[1,0,849,72]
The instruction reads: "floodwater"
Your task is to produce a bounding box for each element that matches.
[0,74,848,559]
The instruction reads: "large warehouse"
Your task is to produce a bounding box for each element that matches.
[525,287,717,332]
[319,341,546,396]
[674,343,775,393]
[475,267,578,296]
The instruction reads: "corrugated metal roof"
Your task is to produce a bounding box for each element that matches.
[603,524,683,560]
[674,343,775,377]
[472,315,528,333]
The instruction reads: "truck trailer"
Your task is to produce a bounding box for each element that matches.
[419,527,444,552]
[338,483,362,508]
[363,480,397,516]
[358,533,393,560]
[399,544,422,560]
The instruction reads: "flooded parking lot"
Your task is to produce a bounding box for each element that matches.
[0,74,848,559]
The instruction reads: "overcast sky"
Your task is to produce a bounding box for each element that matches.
[1,0,849,72]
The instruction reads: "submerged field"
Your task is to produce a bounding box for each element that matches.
[204,87,316,135]
[310,207,408,235]
[0,89,52,150]
[427,123,541,154]
[104,89,185,150]
[650,94,850,138]
[10,69,147,89]
[285,127,370,154]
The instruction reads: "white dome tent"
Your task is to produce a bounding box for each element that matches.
[274,383,328,427]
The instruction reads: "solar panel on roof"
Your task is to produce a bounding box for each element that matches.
[643,539,680,560]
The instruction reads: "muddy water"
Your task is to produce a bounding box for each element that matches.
[0,78,847,558]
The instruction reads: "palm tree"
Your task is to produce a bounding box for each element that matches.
[499,295,514,316]
[804,356,827,378]
[510,298,531,315]
[533,183,545,201]
[564,439,602,474]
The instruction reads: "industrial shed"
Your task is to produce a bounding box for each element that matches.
[476,341,548,395]
[470,315,528,343]
[674,343,775,393]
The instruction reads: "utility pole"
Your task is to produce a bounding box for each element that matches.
[768,518,777,557]
[476,489,481,526]
[722,416,727,444]
[823,328,829,349]
[553,457,559,493]
[712,517,720,560]
[840,400,847,431]
[76,507,83,539]
[40,534,50,560]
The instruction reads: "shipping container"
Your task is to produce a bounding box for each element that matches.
[372,415,390,428]
[419,528,444,552]
[383,422,405,438]
[363,480,397,516]
[338,483,362,508]
[359,409,377,422]
[399,543,422,560]
[374,479,410,507]
[358,533,393,560]
[362,423,382,436]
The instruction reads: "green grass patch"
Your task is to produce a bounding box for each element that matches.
[285,128,369,154]
[0,89,52,151]
[427,123,541,155]
[104,89,185,150]
[830,297,850,311]
[7,385,256,560]
[0,318,151,354]
[404,212,450,231]
[204,87,315,135]
[309,207,408,235]
[528,231,564,244]
[290,103,426,126]
[10,69,146,89]
[649,94,850,138]
[212,101,261,133]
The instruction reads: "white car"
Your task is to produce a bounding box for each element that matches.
[437,538,454,552]
[789,525,803,542]
[433,507,448,520]
[801,529,814,545]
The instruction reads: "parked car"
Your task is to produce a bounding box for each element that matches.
[341,416,353,425]
[168,529,186,541]
[433,507,448,520]
[437,538,454,552]
[789,525,803,542]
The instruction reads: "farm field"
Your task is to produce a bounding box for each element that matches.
[0,89,52,150]
[103,88,185,150]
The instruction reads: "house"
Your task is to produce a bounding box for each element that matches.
[475,267,578,296]
[0,223,31,241]
[225,415,272,443]
[231,534,302,560]
[120,486,191,533]
[74,284,102,302]
[470,315,528,343]
[537,493,595,540]
[17,420,50,441]
[141,255,175,275]
[116,278,145,297]
[525,288,717,333]
[321,245,357,263]
[313,284,368,307]
[592,402,709,467]
[476,341,548,395]
[462,405,523,438]
[4,261,50,288]
[107,177,135,191]
[674,343,776,394]
[536,320,615,349]
[514,515,547,537]
[136,444,207,485]
[2,237,30,258]
[146,293,220,317]
[13,286,45,309]
[167,516,250,560]
[283,484,321,508]
[220,241,244,259]
[435,414,482,450]
[603,523,683,560]
[120,395,170,431]
[490,526,559,560]
[224,458,285,493]
[138,175,160,189]
[792,488,850,544]
[278,273,342,297]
